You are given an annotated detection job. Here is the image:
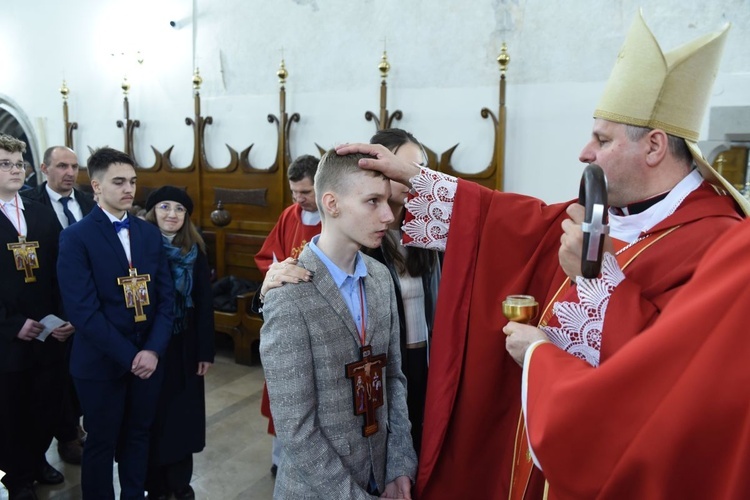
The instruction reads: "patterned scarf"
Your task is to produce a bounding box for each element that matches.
[162,238,198,335]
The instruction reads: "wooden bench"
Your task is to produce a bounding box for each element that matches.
[205,231,267,365]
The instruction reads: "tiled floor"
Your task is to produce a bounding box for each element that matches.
[0,344,276,499]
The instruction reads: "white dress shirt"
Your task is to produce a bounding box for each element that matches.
[45,184,84,228]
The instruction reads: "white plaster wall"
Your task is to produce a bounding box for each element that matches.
[1,0,748,203]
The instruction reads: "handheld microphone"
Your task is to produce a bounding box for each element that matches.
[578,164,609,279]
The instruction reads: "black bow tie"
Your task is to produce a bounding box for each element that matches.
[113,217,130,233]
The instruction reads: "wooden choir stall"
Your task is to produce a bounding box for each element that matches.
[62,47,511,365]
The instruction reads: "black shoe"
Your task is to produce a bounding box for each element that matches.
[57,438,83,465]
[174,485,195,499]
[146,493,169,500]
[8,483,39,500]
[270,464,278,477]
[34,462,64,485]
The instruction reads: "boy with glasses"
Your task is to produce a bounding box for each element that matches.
[0,134,74,500]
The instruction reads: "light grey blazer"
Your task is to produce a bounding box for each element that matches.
[260,247,417,499]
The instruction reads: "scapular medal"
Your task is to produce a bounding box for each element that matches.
[345,344,387,437]
[8,235,40,283]
[117,267,151,322]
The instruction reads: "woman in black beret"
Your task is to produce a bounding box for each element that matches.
[143,186,215,500]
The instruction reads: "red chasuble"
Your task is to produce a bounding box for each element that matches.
[525,217,750,499]
[416,179,741,500]
[254,204,321,274]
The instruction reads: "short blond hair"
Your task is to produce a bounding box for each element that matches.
[314,150,382,221]
[0,134,26,154]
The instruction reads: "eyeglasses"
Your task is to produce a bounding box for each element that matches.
[156,203,187,215]
[0,160,26,172]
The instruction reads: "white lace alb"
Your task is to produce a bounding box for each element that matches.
[402,168,457,251]
[542,252,625,367]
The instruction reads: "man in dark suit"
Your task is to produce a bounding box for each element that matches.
[0,134,75,500]
[57,147,174,500]
[22,146,95,230]
[21,145,95,465]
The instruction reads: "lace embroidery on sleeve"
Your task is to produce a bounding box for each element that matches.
[542,253,626,367]
[402,167,457,251]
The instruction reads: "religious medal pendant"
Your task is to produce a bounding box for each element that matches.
[117,267,151,322]
[345,345,387,437]
[7,235,40,283]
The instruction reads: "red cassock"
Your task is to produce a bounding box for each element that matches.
[416,179,741,500]
[525,216,750,499]
[254,204,321,275]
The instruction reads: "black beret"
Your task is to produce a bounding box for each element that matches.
[145,186,194,215]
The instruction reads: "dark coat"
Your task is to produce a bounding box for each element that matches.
[21,182,96,230]
[0,199,65,372]
[24,172,38,188]
[150,249,215,465]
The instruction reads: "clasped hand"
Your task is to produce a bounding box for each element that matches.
[50,322,75,341]
[380,476,412,499]
[132,350,159,379]
[17,319,75,342]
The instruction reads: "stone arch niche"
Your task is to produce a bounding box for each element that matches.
[0,94,41,169]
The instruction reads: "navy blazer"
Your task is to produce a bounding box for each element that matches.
[58,205,174,380]
[21,182,96,230]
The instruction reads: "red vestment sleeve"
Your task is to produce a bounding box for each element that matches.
[418,179,571,499]
[525,218,750,499]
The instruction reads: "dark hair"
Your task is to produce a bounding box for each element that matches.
[369,128,435,277]
[144,206,206,255]
[87,147,134,179]
[287,154,320,183]
[43,146,75,166]
[370,128,425,163]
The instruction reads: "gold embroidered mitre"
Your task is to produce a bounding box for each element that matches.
[594,9,728,141]
[594,10,750,214]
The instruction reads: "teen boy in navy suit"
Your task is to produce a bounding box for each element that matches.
[57,148,174,499]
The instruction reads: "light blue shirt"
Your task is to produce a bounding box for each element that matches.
[308,235,368,337]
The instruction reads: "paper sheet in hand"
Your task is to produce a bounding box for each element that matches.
[36,314,67,342]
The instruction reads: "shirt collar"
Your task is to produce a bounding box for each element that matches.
[100,206,128,223]
[45,183,71,203]
[611,191,670,216]
[609,169,703,242]
[0,194,25,210]
[308,235,367,287]
[301,209,321,226]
